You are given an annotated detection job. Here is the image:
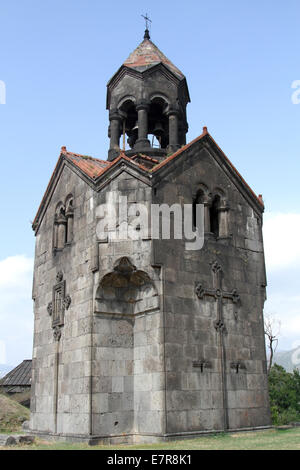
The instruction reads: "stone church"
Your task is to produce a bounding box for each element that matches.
[29,28,271,443]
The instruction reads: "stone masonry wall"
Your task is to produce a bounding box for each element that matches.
[91,170,164,437]
[152,141,270,433]
[30,164,97,435]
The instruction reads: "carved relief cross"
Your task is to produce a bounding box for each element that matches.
[195,261,241,430]
[195,261,240,330]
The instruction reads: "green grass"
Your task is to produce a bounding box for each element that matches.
[2,427,300,450]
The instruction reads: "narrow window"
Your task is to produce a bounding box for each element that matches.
[65,196,74,244]
[210,195,220,236]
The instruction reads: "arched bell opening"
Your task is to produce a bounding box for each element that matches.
[118,99,138,150]
[148,97,169,150]
[95,257,159,316]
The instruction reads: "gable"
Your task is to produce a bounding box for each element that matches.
[33,130,263,234]
[151,131,264,215]
[32,151,152,234]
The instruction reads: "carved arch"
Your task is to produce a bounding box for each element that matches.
[95,257,159,316]
[117,95,137,110]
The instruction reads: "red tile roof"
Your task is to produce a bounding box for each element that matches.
[64,151,111,179]
[124,38,184,79]
[33,134,263,232]
[150,128,264,208]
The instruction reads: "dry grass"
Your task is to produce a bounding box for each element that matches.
[0,393,29,433]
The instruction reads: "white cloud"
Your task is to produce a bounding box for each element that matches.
[263,212,300,271]
[0,255,34,366]
[265,294,300,346]
[263,212,300,350]
[0,254,33,290]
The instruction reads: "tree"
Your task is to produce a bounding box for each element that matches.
[264,312,281,374]
[268,364,300,425]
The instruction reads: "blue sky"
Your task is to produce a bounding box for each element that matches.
[0,0,300,366]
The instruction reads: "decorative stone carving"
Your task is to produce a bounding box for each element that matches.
[195,262,241,431]
[193,360,212,372]
[211,261,222,274]
[63,294,72,310]
[47,302,53,316]
[96,257,159,316]
[230,362,246,373]
[195,261,241,325]
[47,272,71,340]
[214,319,226,333]
[53,326,62,342]
[195,283,205,300]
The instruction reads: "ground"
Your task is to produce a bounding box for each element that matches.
[0,428,299,450]
[0,394,29,433]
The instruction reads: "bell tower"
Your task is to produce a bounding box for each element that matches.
[106,28,190,161]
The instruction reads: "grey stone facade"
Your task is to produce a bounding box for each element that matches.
[29,32,270,444]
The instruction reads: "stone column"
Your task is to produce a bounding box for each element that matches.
[57,212,67,249]
[167,108,180,153]
[108,110,122,161]
[134,100,150,150]
[218,199,229,237]
[203,194,212,233]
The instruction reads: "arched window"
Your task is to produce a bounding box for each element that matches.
[192,185,211,233]
[65,195,74,244]
[209,193,230,238]
[53,195,74,252]
[192,189,205,229]
[54,203,66,250]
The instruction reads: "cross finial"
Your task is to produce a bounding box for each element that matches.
[142,13,152,39]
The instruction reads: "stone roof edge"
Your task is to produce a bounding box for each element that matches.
[106,63,189,109]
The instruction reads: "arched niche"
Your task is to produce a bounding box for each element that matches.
[95,257,159,316]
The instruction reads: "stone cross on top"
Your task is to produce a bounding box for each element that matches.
[141,13,152,39]
[141,13,152,30]
[195,261,240,331]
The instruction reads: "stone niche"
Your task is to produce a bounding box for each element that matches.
[95,257,159,316]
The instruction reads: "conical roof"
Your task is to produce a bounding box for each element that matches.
[124,34,184,79]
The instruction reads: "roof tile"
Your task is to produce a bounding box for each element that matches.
[124,38,184,78]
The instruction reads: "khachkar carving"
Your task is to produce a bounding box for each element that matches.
[195,261,241,324]
[47,271,71,341]
[195,261,241,430]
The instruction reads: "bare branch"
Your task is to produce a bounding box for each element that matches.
[264,312,281,374]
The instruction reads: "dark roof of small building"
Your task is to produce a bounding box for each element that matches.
[124,37,185,79]
[0,360,32,387]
